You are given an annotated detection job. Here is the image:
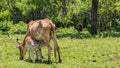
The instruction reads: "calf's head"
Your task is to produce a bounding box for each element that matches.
[16,41,24,60]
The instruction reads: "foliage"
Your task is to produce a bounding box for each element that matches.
[0,10,11,20]
[0,0,120,35]
[10,21,27,34]
[0,21,10,32]
[0,21,27,34]
[15,1,36,16]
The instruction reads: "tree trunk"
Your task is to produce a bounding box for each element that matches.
[112,9,117,26]
[91,0,98,35]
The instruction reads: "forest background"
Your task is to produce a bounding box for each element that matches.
[0,0,120,36]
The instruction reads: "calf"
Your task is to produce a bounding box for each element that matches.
[17,36,44,62]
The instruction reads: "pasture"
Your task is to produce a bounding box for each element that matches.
[0,27,120,68]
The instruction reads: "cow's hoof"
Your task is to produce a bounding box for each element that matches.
[19,57,23,60]
[59,58,62,63]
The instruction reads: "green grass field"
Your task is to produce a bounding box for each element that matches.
[0,28,120,68]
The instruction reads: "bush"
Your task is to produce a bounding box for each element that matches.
[87,24,97,35]
[74,23,82,32]
[0,25,10,32]
[0,21,11,32]
[112,25,120,32]
[0,21,27,35]
[10,21,27,34]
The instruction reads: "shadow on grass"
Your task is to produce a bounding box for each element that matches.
[25,59,59,64]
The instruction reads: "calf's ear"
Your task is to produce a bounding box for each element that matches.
[17,41,22,44]
[16,38,19,41]
[16,38,22,44]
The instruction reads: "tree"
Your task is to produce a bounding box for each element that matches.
[90,0,98,35]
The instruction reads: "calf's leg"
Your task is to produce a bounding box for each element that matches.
[30,48,36,63]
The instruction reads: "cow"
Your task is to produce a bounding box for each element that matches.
[16,19,62,63]
[16,36,44,63]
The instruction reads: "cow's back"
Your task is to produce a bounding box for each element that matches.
[29,19,51,42]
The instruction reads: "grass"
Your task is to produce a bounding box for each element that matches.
[0,27,120,68]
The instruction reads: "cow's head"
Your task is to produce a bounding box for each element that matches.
[16,41,24,60]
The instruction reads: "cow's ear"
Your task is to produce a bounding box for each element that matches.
[37,20,42,28]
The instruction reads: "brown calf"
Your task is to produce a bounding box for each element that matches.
[17,36,44,62]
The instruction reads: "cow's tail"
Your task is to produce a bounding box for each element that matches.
[49,21,57,59]
[51,30,57,59]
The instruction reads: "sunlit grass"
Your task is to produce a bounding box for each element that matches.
[0,28,120,68]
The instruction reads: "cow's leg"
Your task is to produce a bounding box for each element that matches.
[56,46,61,63]
[42,33,52,63]
[46,42,51,63]
[54,46,57,59]
[54,44,61,63]
[44,39,51,63]
[51,31,62,63]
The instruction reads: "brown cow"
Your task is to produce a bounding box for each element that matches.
[17,19,61,63]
